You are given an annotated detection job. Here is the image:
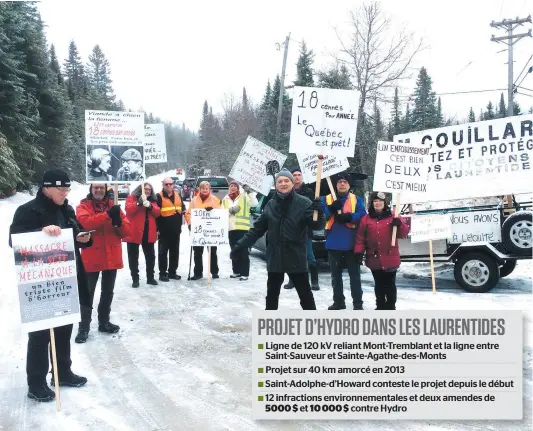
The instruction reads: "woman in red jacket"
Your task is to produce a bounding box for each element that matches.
[354,192,410,310]
[124,183,161,287]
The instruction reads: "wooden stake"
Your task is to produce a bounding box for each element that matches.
[113,184,119,206]
[429,240,436,294]
[326,177,342,214]
[313,156,324,221]
[391,193,402,246]
[207,246,211,285]
[49,328,61,411]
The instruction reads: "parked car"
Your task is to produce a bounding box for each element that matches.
[106,184,130,201]
[181,178,196,201]
[191,176,230,202]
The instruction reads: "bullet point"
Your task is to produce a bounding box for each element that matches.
[258,368,264,373]
[258,382,264,387]
[258,344,264,349]
[258,396,264,401]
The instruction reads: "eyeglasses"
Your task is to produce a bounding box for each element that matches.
[55,187,71,193]
[164,183,173,186]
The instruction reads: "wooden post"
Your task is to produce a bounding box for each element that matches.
[326,177,342,214]
[207,246,211,285]
[391,193,402,246]
[113,184,119,206]
[429,240,436,294]
[313,156,324,221]
[49,328,61,410]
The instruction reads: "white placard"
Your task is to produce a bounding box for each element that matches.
[11,229,81,333]
[394,115,533,202]
[410,214,452,243]
[144,123,167,164]
[190,208,229,246]
[289,86,361,157]
[85,110,145,183]
[373,140,431,204]
[296,153,350,184]
[448,210,501,244]
[229,136,287,195]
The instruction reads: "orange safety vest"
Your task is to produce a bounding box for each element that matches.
[158,192,183,217]
[325,193,357,230]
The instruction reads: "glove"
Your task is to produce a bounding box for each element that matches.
[188,224,191,231]
[311,198,322,212]
[229,205,241,215]
[391,217,402,228]
[143,200,152,209]
[327,200,343,212]
[354,252,364,265]
[107,204,121,219]
[205,206,213,211]
[334,213,352,224]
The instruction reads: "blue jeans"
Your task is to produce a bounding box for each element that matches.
[328,250,363,308]
[306,239,316,266]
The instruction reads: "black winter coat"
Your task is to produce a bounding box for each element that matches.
[295,183,323,238]
[234,190,321,273]
[9,188,93,307]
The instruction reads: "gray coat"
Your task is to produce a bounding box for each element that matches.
[234,190,321,273]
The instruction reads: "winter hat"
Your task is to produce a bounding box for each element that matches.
[291,167,302,174]
[336,172,352,186]
[275,168,294,183]
[42,169,71,188]
[370,191,387,202]
[229,180,240,188]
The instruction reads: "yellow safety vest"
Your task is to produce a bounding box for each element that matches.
[223,194,251,230]
[325,193,357,230]
[158,192,182,217]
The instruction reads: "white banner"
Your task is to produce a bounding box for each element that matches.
[11,229,81,333]
[394,115,533,202]
[190,208,229,246]
[373,140,431,204]
[229,136,287,195]
[289,86,361,157]
[410,214,452,243]
[144,123,167,164]
[448,210,501,244]
[85,110,145,184]
[296,153,349,184]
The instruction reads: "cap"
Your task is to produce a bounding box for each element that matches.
[42,169,71,188]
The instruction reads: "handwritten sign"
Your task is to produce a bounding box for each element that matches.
[410,214,452,243]
[191,209,229,246]
[373,140,431,204]
[296,153,349,184]
[229,136,287,195]
[448,210,501,244]
[144,123,167,163]
[10,229,81,333]
[289,86,361,157]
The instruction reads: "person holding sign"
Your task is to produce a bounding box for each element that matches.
[222,180,258,281]
[230,169,323,310]
[185,181,221,281]
[321,173,367,310]
[9,169,90,402]
[354,192,410,310]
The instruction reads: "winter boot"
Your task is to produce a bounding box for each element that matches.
[132,276,140,288]
[159,274,170,282]
[328,303,346,310]
[147,278,158,286]
[309,265,320,291]
[284,279,294,289]
[27,384,55,402]
[190,274,202,281]
[169,273,182,280]
[51,371,87,388]
[230,273,240,278]
[99,321,120,333]
[75,306,92,344]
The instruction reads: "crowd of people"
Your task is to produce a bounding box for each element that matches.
[9,167,410,403]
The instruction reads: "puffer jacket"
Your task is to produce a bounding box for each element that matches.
[123,185,161,244]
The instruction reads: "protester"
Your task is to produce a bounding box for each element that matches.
[222,181,258,281]
[230,168,323,309]
[9,169,90,402]
[124,183,161,287]
[156,178,184,281]
[75,183,131,343]
[185,181,221,280]
[355,192,410,310]
[321,173,367,310]
[116,148,144,181]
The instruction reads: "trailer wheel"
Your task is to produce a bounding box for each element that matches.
[499,260,517,278]
[501,212,532,256]
[454,252,500,293]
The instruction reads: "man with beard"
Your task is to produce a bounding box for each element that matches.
[75,183,131,343]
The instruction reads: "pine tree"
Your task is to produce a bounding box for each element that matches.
[242,87,249,113]
[498,93,506,118]
[468,107,476,123]
[271,75,290,111]
[401,104,412,133]
[436,97,443,127]
[317,63,352,89]
[87,44,115,109]
[388,87,402,140]
[259,81,277,146]
[484,101,495,120]
[294,40,314,87]
[411,67,438,131]
[64,41,87,102]
[513,101,521,115]
[49,44,62,86]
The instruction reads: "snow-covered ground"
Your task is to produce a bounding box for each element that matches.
[0,172,531,430]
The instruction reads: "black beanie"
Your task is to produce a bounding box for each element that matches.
[336,172,351,186]
[42,169,71,188]
[291,167,302,174]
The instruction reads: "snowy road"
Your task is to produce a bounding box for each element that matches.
[0,180,531,430]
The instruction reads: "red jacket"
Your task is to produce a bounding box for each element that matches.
[123,194,161,244]
[354,212,410,271]
[76,196,131,272]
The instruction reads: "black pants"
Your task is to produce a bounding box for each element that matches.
[328,250,363,308]
[27,324,73,387]
[229,230,250,276]
[127,241,156,280]
[193,246,218,276]
[86,270,117,323]
[372,270,397,310]
[158,231,181,276]
[266,272,316,310]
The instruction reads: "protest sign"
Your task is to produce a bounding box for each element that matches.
[289,86,361,158]
[229,136,287,195]
[144,123,167,163]
[11,229,80,333]
[410,214,453,243]
[394,114,533,202]
[296,153,349,184]
[448,210,501,244]
[85,110,145,184]
[190,209,229,246]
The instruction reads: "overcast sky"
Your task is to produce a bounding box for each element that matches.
[38,0,532,131]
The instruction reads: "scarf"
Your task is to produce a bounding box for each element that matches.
[229,190,240,201]
[92,197,110,213]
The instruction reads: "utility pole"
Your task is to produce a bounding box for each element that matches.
[490,16,532,116]
[275,33,290,150]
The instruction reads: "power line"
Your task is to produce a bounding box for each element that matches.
[397,88,507,100]
[514,54,533,85]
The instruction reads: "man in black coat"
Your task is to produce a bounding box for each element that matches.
[9,169,91,402]
[230,168,323,310]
